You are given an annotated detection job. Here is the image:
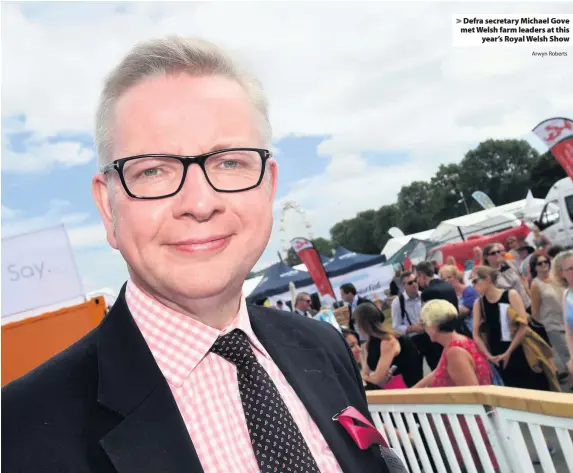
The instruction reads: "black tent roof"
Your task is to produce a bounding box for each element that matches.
[325,245,386,278]
[246,262,314,303]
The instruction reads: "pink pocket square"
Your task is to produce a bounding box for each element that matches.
[332,406,388,450]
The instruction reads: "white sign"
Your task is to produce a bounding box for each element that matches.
[330,264,395,301]
[2,225,84,317]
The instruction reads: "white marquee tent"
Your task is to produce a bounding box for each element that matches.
[381,197,545,258]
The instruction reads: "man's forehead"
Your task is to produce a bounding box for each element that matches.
[112,73,260,157]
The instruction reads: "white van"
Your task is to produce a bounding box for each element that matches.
[536,177,573,247]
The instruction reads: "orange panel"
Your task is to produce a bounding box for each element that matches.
[1,297,107,386]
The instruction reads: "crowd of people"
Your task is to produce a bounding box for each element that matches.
[278,238,573,395]
[273,237,573,470]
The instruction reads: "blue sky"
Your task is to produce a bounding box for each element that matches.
[2,1,572,294]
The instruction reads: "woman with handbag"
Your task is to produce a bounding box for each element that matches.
[471,265,559,391]
[354,303,423,389]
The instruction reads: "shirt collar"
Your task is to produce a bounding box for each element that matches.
[404,291,421,302]
[351,296,358,309]
[126,279,270,388]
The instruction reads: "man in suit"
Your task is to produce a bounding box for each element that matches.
[294,292,317,318]
[340,283,371,336]
[2,36,391,473]
[415,261,459,368]
[415,261,459,309]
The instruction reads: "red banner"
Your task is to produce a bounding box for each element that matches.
[551,137,573,180]
[533,117,573,180]
[290,237,336,300]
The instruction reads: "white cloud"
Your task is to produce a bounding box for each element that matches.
[67,223,108,249]
[2,1,572,277]
[2,205,21,220]
[1,200,90,238]
[3,134,95,173]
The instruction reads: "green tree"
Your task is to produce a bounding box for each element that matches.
[330,210,381,254]
[285,248,301,266]
[397,181,436,234]
[459,139,539,205]
[528,151,567,197]
[311,237,335,257]
[325,138,557,258]
[372,204,401,251]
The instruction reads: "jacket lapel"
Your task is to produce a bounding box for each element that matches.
[97,286,204,473]
[248,306,362,472]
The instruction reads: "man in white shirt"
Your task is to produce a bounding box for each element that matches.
[391,271,430,372]
[391,272,423,336]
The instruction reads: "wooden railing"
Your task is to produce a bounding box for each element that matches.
[367,386,573,473]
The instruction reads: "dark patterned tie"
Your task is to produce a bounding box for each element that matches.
[210,329,320,473]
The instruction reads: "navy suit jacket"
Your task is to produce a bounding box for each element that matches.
[2,284,390,473]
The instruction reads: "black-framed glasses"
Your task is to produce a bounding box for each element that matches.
[487,250,502,257]
[536,260,550,267]
[100,148,271,199]
[406,280,418,286]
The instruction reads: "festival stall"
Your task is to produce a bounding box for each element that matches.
[245,262,316,305]
[325,245,386,278]
[329,263,395,301]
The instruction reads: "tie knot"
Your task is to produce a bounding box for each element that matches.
[210,329,256,368]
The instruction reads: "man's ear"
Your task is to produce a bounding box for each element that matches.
[266,159,278,200]
[92,174,119,250]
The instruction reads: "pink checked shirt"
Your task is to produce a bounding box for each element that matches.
[126,280,343,473]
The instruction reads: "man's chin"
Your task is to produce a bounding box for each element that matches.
[156,283,227,305]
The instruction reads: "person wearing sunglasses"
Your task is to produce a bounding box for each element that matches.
[294,292,316,318]
[530,253,569,381]
[2,37,390,473]
[471,266,556,391]
[483,243,531,312]
[551,250,573,387]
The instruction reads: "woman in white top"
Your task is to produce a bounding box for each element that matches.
[483,242,531,310]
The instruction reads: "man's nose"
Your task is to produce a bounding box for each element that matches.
[172,164,225,222]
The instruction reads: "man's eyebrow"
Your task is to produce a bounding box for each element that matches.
[208,141,252,152]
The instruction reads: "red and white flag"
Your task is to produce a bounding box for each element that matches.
[533,117,573,180]
[290,237,336,301]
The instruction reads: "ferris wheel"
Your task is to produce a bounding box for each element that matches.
[278,200,314,255]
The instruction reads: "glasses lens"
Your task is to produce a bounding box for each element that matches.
[123,157,184,198]
[205,150,263,191]
[407,280,417,286]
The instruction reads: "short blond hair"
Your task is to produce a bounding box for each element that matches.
[438,264,464,283]
[95,36,271,169]
[421,299,458,327]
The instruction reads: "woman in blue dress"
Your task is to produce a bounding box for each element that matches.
[551,250,573,386]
